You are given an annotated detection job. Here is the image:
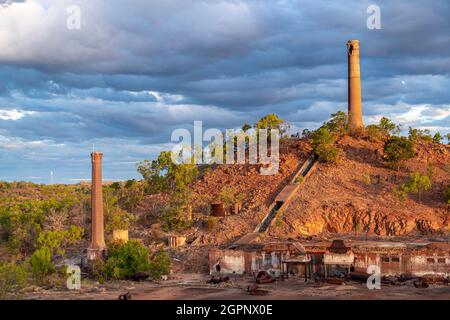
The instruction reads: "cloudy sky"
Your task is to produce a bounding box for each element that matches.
[0,0,449,183]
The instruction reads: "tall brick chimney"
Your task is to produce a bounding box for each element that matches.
[347,40,364,133]
[87,152,106,260]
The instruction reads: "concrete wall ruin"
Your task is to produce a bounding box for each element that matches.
[210,241,450,278]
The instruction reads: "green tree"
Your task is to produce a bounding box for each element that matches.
[27,225,83,283]
[401,172,431,201]
[432,132,442,144]
[120,180,145,212]
[365,124,384,142]
[302,128,312,139]
[408,127,432,142]
[219,186,245,207]
[137,151,198,194]
[365,117,399,142]
[379,117,400,136]
[321,111,348,135]
[392,186,408,202]
[103,188,135,232]
[312,128,342,164]
[382,136,415,169]
[28,246,55,282]
[148,250,171,280]
[242,123,252,132]
[105,240,151,279]
[162,186,193,231]
[203,216,218,231]
[0,263,28,298]
[37,226,84,256]
[255,113,289,136]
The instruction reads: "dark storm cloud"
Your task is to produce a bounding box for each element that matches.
[0,0,449,182]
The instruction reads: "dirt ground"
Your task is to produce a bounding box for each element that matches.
[14,273,450,300]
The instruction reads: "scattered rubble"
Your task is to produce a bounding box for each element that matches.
[413,280,429,289]
[255,271,275,284]
[118,292,132,300]
[207,276,230,285]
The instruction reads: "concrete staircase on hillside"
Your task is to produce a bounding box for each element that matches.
[233,153,319,246]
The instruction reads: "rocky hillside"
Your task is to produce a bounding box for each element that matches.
[133,139,312,245]
[136,136,449,247]
[268,136,449,239]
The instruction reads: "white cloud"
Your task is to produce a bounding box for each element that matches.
[0,108,34,120]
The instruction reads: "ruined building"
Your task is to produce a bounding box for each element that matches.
[87,152,106,260]
[209,240,450,280]
[347,39,364,133]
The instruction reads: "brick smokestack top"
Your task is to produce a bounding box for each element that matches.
[87,151,106,260]
[347,40,364,133]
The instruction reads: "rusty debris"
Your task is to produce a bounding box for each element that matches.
[118,292,132,300]
[229,203,242,215]
[255,271,275,284]
[211,203,226,217]
[348,271,369,282]
[168,235,186,248]
[413,280,429,288]
[207,276,230,284]
[420,275,448,285]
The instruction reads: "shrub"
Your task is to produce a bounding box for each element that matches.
[274,219,283,227]
[137,151,198,195]
[362,174,371,185]
[219,186,245,207]
[302,128,313,139]
[0,263,28,298]
[25,225,84,284]
[37,226,84,257]
[90,258,107,284]
[161,206,192,232]
[106,206,135,232]
[365,124,384,142]
[204,216,218,231]
[365,117,400,142]
[294,176,304,184]
[432,132,442,144]
[321,111,348,135]
[242,123,252,132]
[393,172,431,202]
[28,247,55,282]
[0,189,86,255]
[402,172,431,200]
[378,117,400,136]
[382,136,415,169]
[392,187,407,202]
[255,113,289,136]
[312,128,342,164]
[121,180,144,212]
[105,240,151,279]
[408,127,432,142]
[148,250,171,280]
[447,185,450,204]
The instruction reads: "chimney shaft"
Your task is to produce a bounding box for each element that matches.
[87,152,106,260]
[347,40,364,133]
